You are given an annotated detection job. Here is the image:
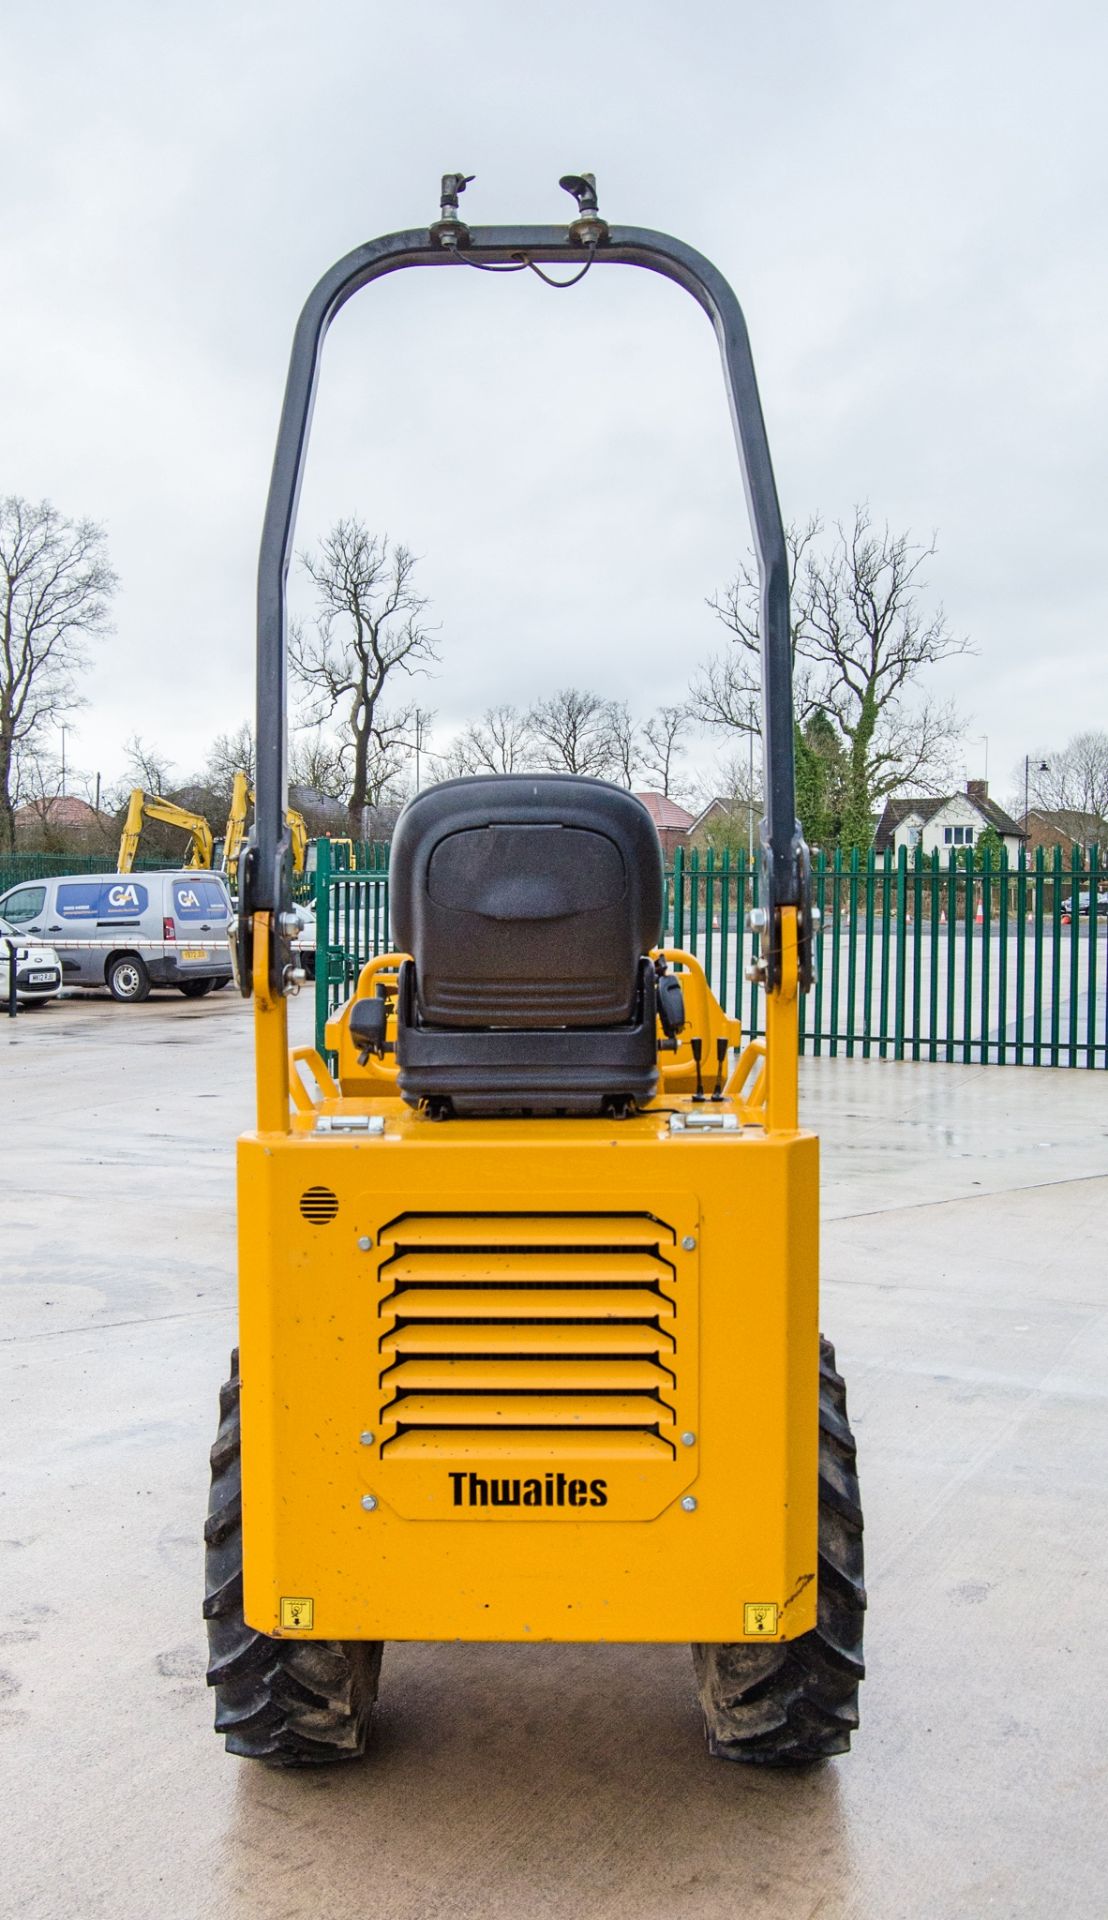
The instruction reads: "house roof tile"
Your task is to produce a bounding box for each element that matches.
[632,791,695,831]
[873,791,1024,851]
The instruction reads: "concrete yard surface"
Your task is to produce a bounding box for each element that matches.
[2,988,1107,1919]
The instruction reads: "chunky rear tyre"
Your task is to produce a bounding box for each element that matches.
[692,1336,866,1764]
[204,1350,383,1764]
[179,978,215,998]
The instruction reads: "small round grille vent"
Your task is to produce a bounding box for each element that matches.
[300,1185,339,1226]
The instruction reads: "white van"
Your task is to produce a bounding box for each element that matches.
[0,870,234,1002]
[0,918,63,1004]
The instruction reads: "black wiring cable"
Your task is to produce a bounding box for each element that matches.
[454,253,530,273]
[525,246,598,288]
[452,242,600,288]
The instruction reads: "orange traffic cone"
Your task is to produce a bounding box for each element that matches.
[975,899,984,925]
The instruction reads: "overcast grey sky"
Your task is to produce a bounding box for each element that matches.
[4,0,1106,808]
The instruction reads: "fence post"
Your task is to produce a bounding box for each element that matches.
[928,850,939,1063]
[980,842,992,1064]
[961,845,974,1064]
[894,846,907,1059]
[812,851,826,1056]
[829,848,842,1057]
[1049,847,1062,1066]
[719,849,731,1015]
[1014,847,1027,1065]
[1087,843,1102,1068]
[910,845,923,1061]
[704,847,715,994]
[861,849,875,1058]
[845,848,859,1058]
[997,849,1009,1066]
[313,834,332,1057]
[748,848,762,1040]
[1067,842,1081,1067]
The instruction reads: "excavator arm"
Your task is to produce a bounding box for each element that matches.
[117,789,146,873]
[222,773,307,884]
[118,790,215,872]
[221,771,252,882]
[286,808,308,875]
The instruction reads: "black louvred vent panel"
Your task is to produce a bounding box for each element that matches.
[300,1185,339,1225]
[376,1212,679,1461]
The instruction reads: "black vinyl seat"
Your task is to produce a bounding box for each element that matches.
[388,774,663,1115]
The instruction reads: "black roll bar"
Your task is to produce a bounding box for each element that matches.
[248,210,808,991]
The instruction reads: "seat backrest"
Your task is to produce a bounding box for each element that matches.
[390,775,663,1029]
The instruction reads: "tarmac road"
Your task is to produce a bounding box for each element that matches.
[2,987,1107,1919]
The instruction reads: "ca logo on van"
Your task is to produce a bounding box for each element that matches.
[178,888,201,909]
[108,883,141,909]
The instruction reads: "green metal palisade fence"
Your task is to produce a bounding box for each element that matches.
[314,841,1106,1070]
[0,850,172,893]
[312,836,391,1056]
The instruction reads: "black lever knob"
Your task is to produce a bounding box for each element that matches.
[350,993,389,1063]
[657,973,686,1042]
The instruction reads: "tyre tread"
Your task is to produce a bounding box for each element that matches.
[692,1335,866,1765]
[204,1352,382,1765]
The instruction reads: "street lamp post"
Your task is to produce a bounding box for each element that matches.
[411,709,433,792]
[394,710,441,793]
[1023,756,1049,843]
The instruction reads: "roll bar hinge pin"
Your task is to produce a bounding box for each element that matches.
[559,171,608,247]
[431,172,475,249]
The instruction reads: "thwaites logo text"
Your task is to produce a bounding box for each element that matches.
[449,1471,608,1509]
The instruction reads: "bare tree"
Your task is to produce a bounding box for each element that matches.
[290,519,439,831]
[10,746,64,849]
[528,687,617,779]
[805,512,968,844]
[688,747,762,859]
[364,704,425,810]
[123,734,175,795]
[694,509,970,848]
[601,701,640,789]
[641,704,692,798]
[13,743,119,855]
[0,496,117,850]
[690,518,823,738]
[204,722,255,812]
[1023,731,1108,845]
[290,703,422,822]
[444,704,537,778]
[289,727,348,800]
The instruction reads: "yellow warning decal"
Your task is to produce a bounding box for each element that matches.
[280,1596,314,1630]
[744,1601,779,1636]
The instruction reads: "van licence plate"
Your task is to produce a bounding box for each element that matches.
[180,948,207,961]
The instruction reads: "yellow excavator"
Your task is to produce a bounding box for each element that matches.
[118,789,215,873]
[222,771,308,886]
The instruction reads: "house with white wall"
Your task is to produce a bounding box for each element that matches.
[873,781,1025,858]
